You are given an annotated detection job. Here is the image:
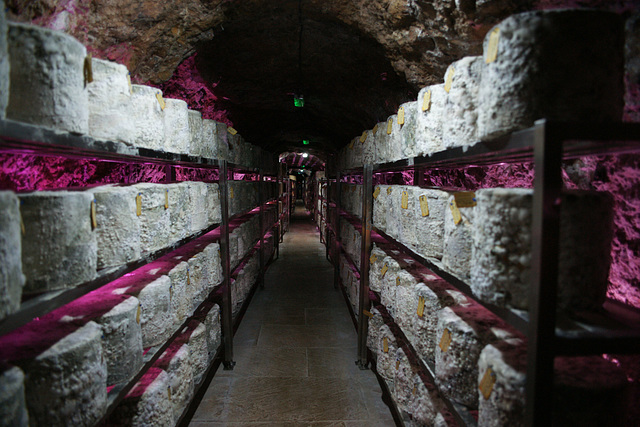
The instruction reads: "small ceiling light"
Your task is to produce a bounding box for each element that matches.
[302,153,309,158]
[302,139,310,145]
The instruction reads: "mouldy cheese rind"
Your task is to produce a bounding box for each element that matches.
[167,182,190,245]
[0,191,25,321]
[19,191,97,294]
[187,110,203,157]
[163,98,190,155]
[20,321,107,427]
[477,10,624,141]
[441,56,482,149]
[107,368,173,427]
[435,305,516,407]
[135,275,174,348]
[7,22,89,134]
[93,185,142,269]
[470,188,614,311]
[0,6,10,119]
[129,85,165,151]
[87,58,135,144]
[200,119,218,159]
[0,365,29,427]
[442,193,476,279]
[95,296,143,386]
[133,183,171,256]
[398,101,419,159]
[415,84,447,156]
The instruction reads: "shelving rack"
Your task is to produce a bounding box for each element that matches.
[324,119,640,426]
[0,117,284,425]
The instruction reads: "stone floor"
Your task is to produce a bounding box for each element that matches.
[190,202,395,426]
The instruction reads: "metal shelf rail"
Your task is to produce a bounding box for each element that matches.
[326,119,640,426]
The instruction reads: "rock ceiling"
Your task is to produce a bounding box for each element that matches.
[5,0,637,157]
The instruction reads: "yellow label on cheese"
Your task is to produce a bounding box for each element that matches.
[397,107,405,125]
[396,276,400,287]
[373,187,381,199]
[127,72,133,94]
[90,200,97,229]
[156,92,166,110]
[439,328,452,352]
[412,384,417,395]
[444,67,455,93]
[419,195,429,217]
[396,360,400,370]
[136,304,141,324]
[381,263,389,278]
[479,367,497,399]
[387,187,393,195]
[19,209,25,235]
[417,296,425,317]
[363,310,374,318]
[360,131,367,143]
[83,53,93,86]
[136,193,142,216]
[228,127,238,135]
[164,189,169,209]
[383,337,389,353]
[454,191,477,208]
[486,27,500,64]
[370,254,378,264]
[372,124,379,135]
[349,139,355,150]
[229,186,234,199]
[422,90,432,112]
[449,200,462,225]
[401,191,409,209]
[168,385,172,401]
[386,118,393,135]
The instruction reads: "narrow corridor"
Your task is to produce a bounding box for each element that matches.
[190,202,395,426]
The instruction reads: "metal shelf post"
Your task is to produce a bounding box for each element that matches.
[219,160,235,370]
[356,164,373,369]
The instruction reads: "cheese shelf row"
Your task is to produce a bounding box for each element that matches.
[335,180,640,351]
[337,9,630,171]
[0,14,276,172]
[0,179,277,330]
[0,195,279,426]
[363,242,632,426]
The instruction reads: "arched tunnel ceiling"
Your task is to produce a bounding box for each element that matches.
[6,0,637,156]
[194,3,418,154]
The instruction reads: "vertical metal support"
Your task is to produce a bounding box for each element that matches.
[356,164,373,369]
[219,160,235,370]
[258,170,265,289]
[414,165,424,187]
[333,172,342,290]
[165,164,176,183]
[276,163,282,257]
[525,120,562,425]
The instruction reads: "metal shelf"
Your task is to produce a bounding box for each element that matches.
[369,291,475,427]
[323,120,640,427]
[372,226,530,334]
[0,221,222,337]
[0,118,271,171]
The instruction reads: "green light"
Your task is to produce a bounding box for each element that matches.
[302,139,310,145]
[294,94,305,108]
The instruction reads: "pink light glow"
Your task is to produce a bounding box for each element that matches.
[0,153,222,192]
[154,54,233,126]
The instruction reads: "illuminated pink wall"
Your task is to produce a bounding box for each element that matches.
[371,155,640,309]
[0,154,220,192]
[153,54,233,126]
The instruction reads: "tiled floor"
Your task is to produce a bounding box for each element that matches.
[190,202,395,426]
